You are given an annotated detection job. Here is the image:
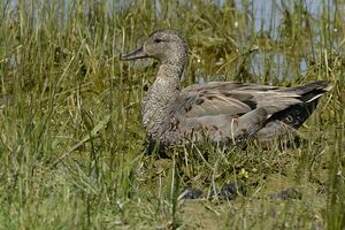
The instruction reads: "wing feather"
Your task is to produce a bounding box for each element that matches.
[177,82,304,118]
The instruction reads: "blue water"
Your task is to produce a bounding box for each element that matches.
[7,0,340,80]
[8,0,336,35]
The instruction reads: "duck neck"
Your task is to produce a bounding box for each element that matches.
[142,63,184,140]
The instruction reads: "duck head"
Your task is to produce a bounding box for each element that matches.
[120,30,188,67]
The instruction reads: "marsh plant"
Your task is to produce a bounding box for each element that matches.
[0,0,344,229]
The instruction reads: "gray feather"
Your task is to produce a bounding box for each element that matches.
[120,29,332,152]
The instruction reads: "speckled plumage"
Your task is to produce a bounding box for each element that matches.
[120,30,332,151]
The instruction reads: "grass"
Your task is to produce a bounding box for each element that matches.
[0,0,344,229]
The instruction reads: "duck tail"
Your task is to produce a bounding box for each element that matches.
[284,80,333,103]
[271,80,332,128]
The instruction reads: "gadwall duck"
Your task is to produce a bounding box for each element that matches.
[120,30,332,152]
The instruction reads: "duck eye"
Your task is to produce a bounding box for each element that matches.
[154,38,163,43]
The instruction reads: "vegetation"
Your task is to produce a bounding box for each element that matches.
[0,0,344,229]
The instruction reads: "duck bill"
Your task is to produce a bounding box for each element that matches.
[120,47,148,61]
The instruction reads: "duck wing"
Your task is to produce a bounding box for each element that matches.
[169,80,331,147]
[178,81,303,118]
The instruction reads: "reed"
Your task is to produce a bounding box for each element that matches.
[0,0,344,228]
